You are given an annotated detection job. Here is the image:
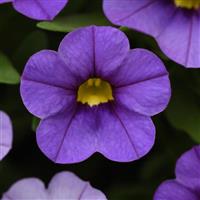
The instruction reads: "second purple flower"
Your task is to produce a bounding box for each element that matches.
[20,26,171,164]
[0,0,68,21]
[154,145,200,200]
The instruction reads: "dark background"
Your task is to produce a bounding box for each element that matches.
[0,0,198,199]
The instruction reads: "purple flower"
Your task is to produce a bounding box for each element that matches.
[0,0,68,20]
[103,0,200,68]
[0,111,13,161]
[20,26,171,164]
[2,171,107,199]
[154,145,200,200]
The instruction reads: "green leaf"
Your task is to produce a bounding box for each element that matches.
[165,71,200,143]
[0,52,20,84]
[32,117,40,132]
[37,13,111,33]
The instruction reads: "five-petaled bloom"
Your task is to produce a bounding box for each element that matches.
[20,26,171,164]
[103,0,200,68]
[0,0,68,20]
[2,171,107,200]
[0,111,13,161]
[154,145,200,200]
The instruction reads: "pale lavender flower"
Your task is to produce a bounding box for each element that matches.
[2,171,107,200]
[0,111,13,160]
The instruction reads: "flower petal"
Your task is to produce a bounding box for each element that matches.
[103,0,176,37]
[186,14,200,68]
[0,111,12,161]
[2,178,47,200]
[0,0,13,3]
[21,50,79,89]
[58,26,129,79]
[154,180,199,200]
[12,0,68,20]
[20,50,76,119]
[80,184,107,200]
[58,26,94,80]
[157,11,200,68]
[48,171,107,199]
[98,104,155,162]
[37,103,155,163]
[113,49,170,116]
[91,26,129,77]
[175,145,200,191]
[36,105,97,164]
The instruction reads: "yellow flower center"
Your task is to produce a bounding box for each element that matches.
[174,0,200,9]
[77,78,114,107]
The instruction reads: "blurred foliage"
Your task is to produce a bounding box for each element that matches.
[0,52,19,84]
[0,0,199,199]
[13,30,48,72]
[32,117,40,132]
[37,13,111,33]
[165,69,200,143]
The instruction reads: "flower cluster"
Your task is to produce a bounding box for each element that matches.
[1,0,200,198]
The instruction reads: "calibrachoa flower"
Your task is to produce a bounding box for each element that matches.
[103,0,200,68]
[20,26,171,164]
[0,0,68,20]
[0,111,13,160]
[2,171,107,199]
[154,145,200,200]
